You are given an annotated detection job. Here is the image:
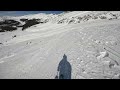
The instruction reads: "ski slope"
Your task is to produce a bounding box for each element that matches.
[0,11,120,79]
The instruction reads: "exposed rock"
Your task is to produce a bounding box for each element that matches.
[99,16,107,19]
[0,19,21,32]
[12,35,17,38]
[22,19,40,30]
[20,18,28,22]
[0,26,17,32]
[109,61,115,68]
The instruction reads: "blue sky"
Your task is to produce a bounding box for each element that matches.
[0,11,64,16]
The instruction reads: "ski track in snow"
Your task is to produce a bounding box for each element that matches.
[0,53,15,63]
[5,24,80,45]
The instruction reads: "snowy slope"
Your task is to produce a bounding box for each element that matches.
[0,11,120,79]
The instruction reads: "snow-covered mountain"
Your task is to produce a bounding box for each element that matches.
[0,11,120,79]
[1,11,120,24]
[19,11,120,24]
[1,11,120,32]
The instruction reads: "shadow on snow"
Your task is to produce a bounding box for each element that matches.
[55,54,72,79]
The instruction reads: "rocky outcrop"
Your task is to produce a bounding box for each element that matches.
[22,19,40,30]
[0,19,21,32]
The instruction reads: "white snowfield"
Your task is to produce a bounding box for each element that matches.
[0,11,120,79]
